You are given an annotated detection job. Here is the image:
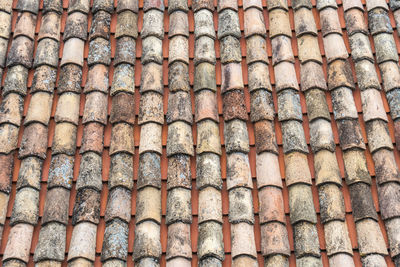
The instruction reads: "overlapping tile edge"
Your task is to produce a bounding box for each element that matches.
[0,1,398,266]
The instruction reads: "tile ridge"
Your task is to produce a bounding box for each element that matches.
[67,0,112,263]
[294,2,355,265]
[245,2,291,266]
[320,1,389,265]
[344,0,400,264]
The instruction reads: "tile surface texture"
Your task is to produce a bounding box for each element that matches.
[1,0,400,266]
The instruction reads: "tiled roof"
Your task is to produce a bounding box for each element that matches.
[1,0,400,266]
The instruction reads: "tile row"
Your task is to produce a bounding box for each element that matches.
[0,0,42,265]
[133,0,163,265]
[218,1,258,266]
[268,0,322,265]
[319,0,389,265]
[345,0,400,264]
[244,0,290,266]
[193,1,224,266]
[293,0,355,265]
[0,0,12,83]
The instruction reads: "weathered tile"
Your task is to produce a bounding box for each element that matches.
[229,187,254,224]
[342,149,371,185]
[167,154,191,189]
[254,120,278,154]
[194,9,215,39]
[64,11,88,41]
[232,257,258,267]
[230,222,257,259]
[0,191,9,223]
[271,35,295,65]
[197,221,224,260]
[316,0,338,10]
[194,62,216,92]
[355,219,388,256]
[16,157,42,190]
[345,9,368,37]
[293,222,320,257]
[284,152,312,186]
[224,119,249,153]
[168,0,189,13]
[7,36,34,68]
[19,123,48,159]
[256,152,282,188]
[246,35,269,65]
[0,93,23,126]
[354,60,381,90]
[336,119,365,151]
[87,37,111,66]
[196,120,222,155]
[373,33,398,64]
[137,152,161,189]
[60,38,85,67]
[281,120,308,154]
[248,62,272,92]
[386,89,400,121]
[327,60,355,90]
[0,124,19,154]
[277,89,302,122]
[349,33,374,63]
[309,119,335,153]
[138,122,163,155]
[261,222,291,257]
[268,0,289,10]
[91,0,113,13]
[138,92,164,125]
[331,87,358,120]
[42,187,69,225]
[198,256,223,267]
[101,219,129,261]
[117,0,138,13]
[0,38,8,68]
[292,0,311,10]
[89,10,111,40]
[115,11,138,39]
[193,0,214,12]
[0,153,13,193]
[102,259,126,267]
[57,64,83,94]
[24,92,53,126]
[385,217,400,257]
[324,220,353,255]
[217,9,241,39]
[67,222,97,261]
[167,91,192,124]
[223,90,248,121]
[110,123,134,155]
[13,12,36,40]
[111,64,135,95]
[294,8,318,37]
[31,65,57,94]
[166,121,194,156]
[244,7,266,37]
[0,0,12,13]
[52,122,77,156]
[42,0,62,15]
[67,258,93,267]
[109,152,134,190]
[361,255,387,266]
[169,35,189,65]
[377,183,400,220]
[226,152,252,189]
[194,36,216,65]
[304,89,330,122]
[329,253,356,266]
[47,154,74,189]
[250,89,274,122]
[243,0,263,10]
[72,188,101,225]
[258,187,285,224]
[196,153,223,189]
[320,8,343,36]
[195,89,218,122]
[54,93,79,125]
[143,0,164,11]
[369,8,392,35]
[166,222,192,259]
[297,35,322,64]
[274,61,299,92]
[168,61,190,92]
[80,122,104,154]
[166,188,192,224]
[136,187,161,224]
[217,0,238,12]
[221,63,244,93]
[373,149,400,185]
[110,92,135,125]
[3,223,34,263]
[323,34,348,63]
[82,92,108,125]
[169,10,189,37]
[366,120,393,153]
[76,152,103,191]
[104,187,131,223]
[288,184,317,224]
[318,183,345,222]
[114,37,136,66]
[198,187,222,223]
[0,12,11,39]
[269,9,291,38]
[11,187,39,225]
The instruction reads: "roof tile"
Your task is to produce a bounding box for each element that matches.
[72,187,101,225]
[167,91,193,124]
[75,152,103,191]
[229,187,255,224]
[137,152,162,189]
[104,187,132,223]
[109,152,134,190]
[248,62,272,92]
[16,157,42,190]
[42,187,69,225]
[67,222,97,261]
[0,93,24,126]
[217,9,241,39]
[198,187,223,223]
[196,153,223,190]
[254,120,278,154]
[10,187,39,225]
[259,187,286,224]
[193,9,215,39]
[63,11,88,41]
[52,122,77,155]
[166,222,192,259]
[31,66,58,94]
[318,183,346,222]
[354,60,381,90]
[230,222,257,258]
[101,219,129,261]
[271,35,295,65]
[256,152,283,188]
[243,8,266,38]
[138,122,163,154]
[344,8,369,35]
[260,222,291,256]
[135,186,161,223]
[226,152,252,189]
[194,62,216,92]
[304,89,330,122]
[167,154,191,189]
[19,123,48,159]
[109,123,134,155]
[197,221,224,260]
[294,7,318,37]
